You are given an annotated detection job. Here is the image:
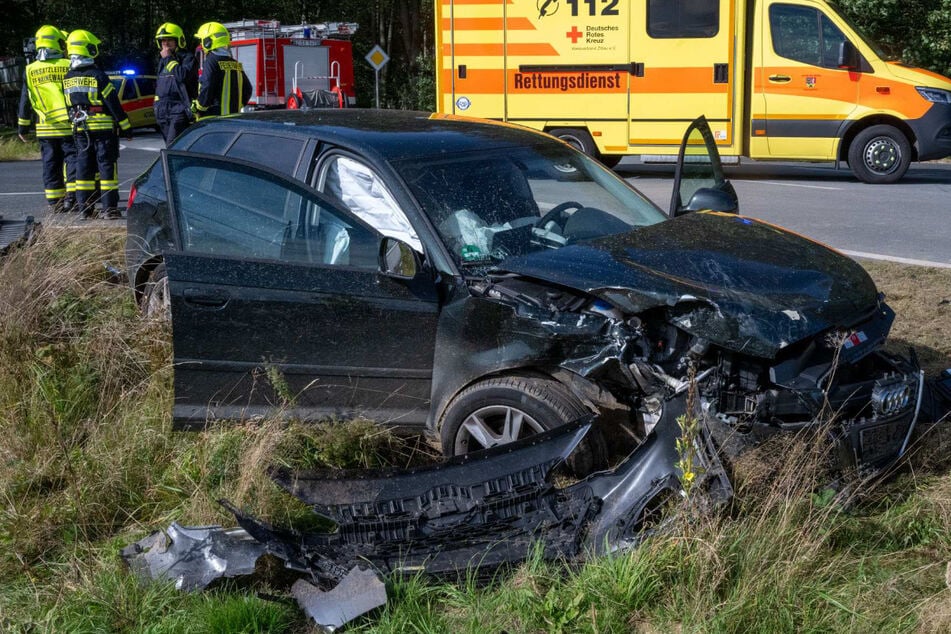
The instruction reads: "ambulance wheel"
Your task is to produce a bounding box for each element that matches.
[439,375,608,476]
[287,95,300,109]
[549,128,621,169]
[848,125,911,184]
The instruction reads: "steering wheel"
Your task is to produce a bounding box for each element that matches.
[534,201,584,236]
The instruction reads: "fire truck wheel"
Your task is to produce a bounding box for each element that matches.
[549,128,620,169]
[287,95,300,109]
[848,125,911,184]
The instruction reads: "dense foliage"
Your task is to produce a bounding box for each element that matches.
[838,0,951,77]
[2,0,435,110]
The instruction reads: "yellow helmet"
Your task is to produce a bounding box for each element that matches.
[66,29,101,58]
[195,22,230,52]
[155,22,186,49]
[34,25,66,53]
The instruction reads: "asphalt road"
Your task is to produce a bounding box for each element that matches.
[0,131,164,221]
[2,129,949,266]
[617,158,951,267]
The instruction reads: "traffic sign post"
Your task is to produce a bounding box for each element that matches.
[364,44,389,109]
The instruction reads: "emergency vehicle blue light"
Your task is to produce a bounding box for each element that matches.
[121,69,136,75]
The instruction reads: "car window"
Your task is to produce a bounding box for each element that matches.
[184,131,237,154]
[166,154,379,268]
[227,133,305,176]
[395,145,665,269]
[135,77,156,97]
[318,155,422,252]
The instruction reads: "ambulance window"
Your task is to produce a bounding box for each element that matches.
[227,133,305,175]
[135,77,156,98]
[770,5,848,69]
[648,0,720,39]
[110,78,125,99]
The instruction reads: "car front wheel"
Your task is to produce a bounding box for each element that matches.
[439,375,607,475]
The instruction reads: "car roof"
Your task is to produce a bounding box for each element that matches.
[190,109,557,162]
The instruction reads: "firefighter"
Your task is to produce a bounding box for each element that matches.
[193,22,251,119]
[63,29,132,219]
[17,25,77,214]
[154,22,198,145]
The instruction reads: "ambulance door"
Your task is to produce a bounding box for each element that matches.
[502,0,631,154]
[630,0,738,152]
[437,0,506,118]
[753,1,860,159]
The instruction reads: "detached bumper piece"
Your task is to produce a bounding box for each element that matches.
[120,523,266,591]
[123,410,732,629]
[232,407,729,580]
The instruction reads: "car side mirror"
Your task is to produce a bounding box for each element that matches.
[838,41,859,70]
[380,237,418,279]
[676,184,739,217]
[670,116,739,217]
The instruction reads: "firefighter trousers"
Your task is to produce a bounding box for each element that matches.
[157,113,192,146]
[39,136,77,206]
[75,131,120,213]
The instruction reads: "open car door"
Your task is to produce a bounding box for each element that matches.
[160,151,438,429]
[669,116,739,218]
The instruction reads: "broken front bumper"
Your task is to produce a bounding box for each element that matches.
[125,404,732,591]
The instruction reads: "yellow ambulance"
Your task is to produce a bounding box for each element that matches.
[435,0,951,183]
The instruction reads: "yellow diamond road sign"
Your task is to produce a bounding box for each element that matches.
[365,45,389,71]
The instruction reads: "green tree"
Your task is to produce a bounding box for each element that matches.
[837,0,951,76]
[2,0,436,109]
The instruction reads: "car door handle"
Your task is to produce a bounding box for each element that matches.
[768,74,792,83]
[183,288,229,308]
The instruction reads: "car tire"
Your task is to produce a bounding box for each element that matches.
[848,125,912,184]
[439,375,608,475]
[547,127,620,169]
[142,262,170,322]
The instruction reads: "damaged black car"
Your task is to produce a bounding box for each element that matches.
[126,110,946,478]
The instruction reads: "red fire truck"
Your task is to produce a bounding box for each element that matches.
[223,19,358,109]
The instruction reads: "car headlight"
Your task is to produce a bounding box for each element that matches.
[916,87,951,104]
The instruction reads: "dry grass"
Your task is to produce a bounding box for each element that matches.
[862,260,951,375]
[0,134,40,161]
[0,226,949,632]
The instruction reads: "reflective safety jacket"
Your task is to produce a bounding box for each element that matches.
[194,50,251,119]
[63,63,131,134]
[18,57,72,138]
[155,50,198,120]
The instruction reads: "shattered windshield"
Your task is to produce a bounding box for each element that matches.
[395,145,666,268]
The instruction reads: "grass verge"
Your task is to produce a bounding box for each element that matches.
[0,229,948,632]
[0,128,40,161]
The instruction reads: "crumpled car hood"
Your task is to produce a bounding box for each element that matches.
[497,212,880,358]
